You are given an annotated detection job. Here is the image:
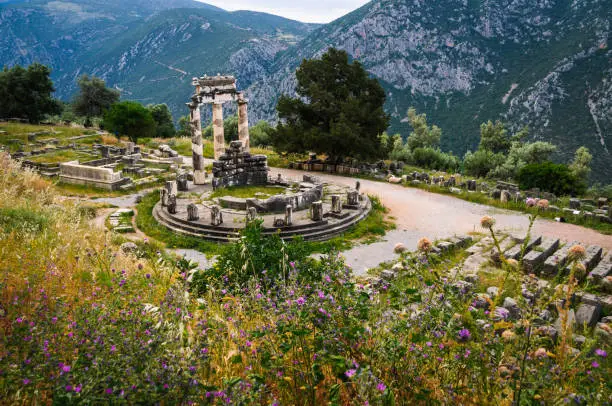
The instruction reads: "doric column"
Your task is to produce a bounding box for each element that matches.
[212,103,225,160]
[237,94,250,152]
[189,100,206,184]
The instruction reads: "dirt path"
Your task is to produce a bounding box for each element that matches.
[267,167,612,250]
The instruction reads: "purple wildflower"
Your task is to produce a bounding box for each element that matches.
[458,328,471,341]
[377,382,386,392]
[345,369,357,378]
[595,348,607,357]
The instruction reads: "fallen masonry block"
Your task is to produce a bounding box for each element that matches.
[582,245,603,271]
[504,235,542,260]
[542,240,580,276]
[588,254,612,283]
[449,235,473,249]
[575,303,601,329]
[436,241,455,252]
[491,236,520,262]
[522,238,560,273]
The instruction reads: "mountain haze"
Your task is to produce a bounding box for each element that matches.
[1,0,611,181]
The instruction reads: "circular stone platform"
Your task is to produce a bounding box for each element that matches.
[153,176,371,242]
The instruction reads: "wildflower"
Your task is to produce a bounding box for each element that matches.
[417,237,432,253]
[296,297,306,306]
[106,388,113,394]
[592,361,599,368]
[345,369,357,378]
[534,348,548,358]
[393,243,407,253]
[525,198,536,207]
[377,382,386,392]
[66,385,73,392]
[480,216,496,229]
[75,385,82,393]
[595,348,607,357]
[110,345,116,353]
[506,259,519,269]
[145,273,151,279]
[458,328,471,341]
[62,365,71,373]
[502,330,516,342]
[567,245,586,261]
[537,199,549,209]
[23,379,30,385]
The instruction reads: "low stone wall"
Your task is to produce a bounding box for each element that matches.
[59,160,127,190]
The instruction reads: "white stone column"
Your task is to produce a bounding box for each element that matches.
[189,101,206,184]
[212,102,225,160]
[237,95,249,152]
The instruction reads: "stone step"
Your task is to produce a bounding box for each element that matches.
[504,236,542,260]
[158,202,365,239]
[542,240,580,276]
[523,238,560,273]
[153,199,371,243]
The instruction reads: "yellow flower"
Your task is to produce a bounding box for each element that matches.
[502,330,516,342]
[534,347,548,358]
[505,259,519,269]
[480,216,496,229]
[568,245,586,261]
[417,237,432,253]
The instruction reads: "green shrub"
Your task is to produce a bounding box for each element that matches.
[411,147,460,172]
[0,207,48,234]
[463,149,506,178]
[517,162,586,196]
[191,220,322,295]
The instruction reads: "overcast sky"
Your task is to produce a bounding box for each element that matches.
[197,0,370,23]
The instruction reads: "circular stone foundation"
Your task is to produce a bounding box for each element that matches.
[153,175,371,242]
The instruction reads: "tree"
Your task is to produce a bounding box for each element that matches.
[148,104,176,138]
[103,101,156,142]
[0,63,61,122]
[463,149,507,178]
[569,146,592,183]
[490,140,557,180]
[72,74,119,119]
[250,120,274,146]
[517,162,586,196]
[176,115,191,137]
[271,48,389,161]
[202,114,239,141]
[405,108,441,151]
[478,120,511,154]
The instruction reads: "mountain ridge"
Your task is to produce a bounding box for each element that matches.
[1,0,610,181]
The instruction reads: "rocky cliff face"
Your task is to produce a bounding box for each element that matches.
[247,0,612,181]
[1,0,610,181]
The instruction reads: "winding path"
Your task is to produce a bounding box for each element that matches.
[268,167,612,274]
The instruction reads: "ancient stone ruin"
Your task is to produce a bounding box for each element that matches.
[152,174,371,242]
[187,75,251,184]
[211,140,268,190]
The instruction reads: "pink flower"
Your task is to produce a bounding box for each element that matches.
[377,382,386,391]
[345,369,357,378]
[595,348,607,357]
[110,345,116,353]
[23,379,30,385]
[591,361,599,368]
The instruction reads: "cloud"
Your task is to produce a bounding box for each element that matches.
[196,0,370,23]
